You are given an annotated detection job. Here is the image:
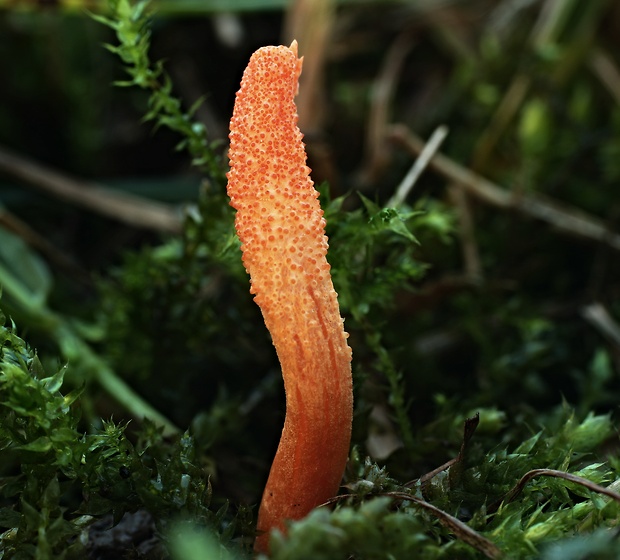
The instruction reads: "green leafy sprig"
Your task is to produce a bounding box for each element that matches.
[0,314,241,558]
[92,0,226,183]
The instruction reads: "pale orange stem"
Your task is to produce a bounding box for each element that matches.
[226,41,353,554]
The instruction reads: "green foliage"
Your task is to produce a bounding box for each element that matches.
[169,526,239,560]
[0,224,51,317]
[267,498,432,560]
[322,189,433,323]
[320,189,453,458]
[262,411,620,559]
[92,0,225,182]
[0,217,181,435]
[1,0,620,557]
[0,314,249,558]
[541,530,620,560]
[94,188,266,433]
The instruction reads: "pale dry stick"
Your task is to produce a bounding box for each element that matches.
[283,0,337,186]
[389,124,620,252]
[448,183,483,283]
[488,0,539,35]
[423,7,476,64]
[530,0,577,50]
[388,124,448,207]
[582,302,620,350]
[389,124,481,281]
[0,207,91,286]
[589,48,620,107]
[362,32,417,184]
[0,145,182,234]
[470,73,531,171]
[283,0,335,133]
[472,0,577,171]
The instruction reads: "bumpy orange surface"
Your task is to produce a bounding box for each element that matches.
[226,41,353,554]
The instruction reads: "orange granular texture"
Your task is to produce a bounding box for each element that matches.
[227,42,353,553]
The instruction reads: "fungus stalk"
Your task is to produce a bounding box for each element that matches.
[226,41,353,553]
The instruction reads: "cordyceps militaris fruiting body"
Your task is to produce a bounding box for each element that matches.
[226,41,353,554]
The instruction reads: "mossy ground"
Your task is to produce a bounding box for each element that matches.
[1,0,620,558]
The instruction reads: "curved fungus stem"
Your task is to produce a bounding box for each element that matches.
[226,41,353,554]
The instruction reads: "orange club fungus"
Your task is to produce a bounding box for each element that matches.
[226,41,353,554]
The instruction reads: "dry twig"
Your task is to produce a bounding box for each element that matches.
[582,302,620,350]
[491,468,620,514]
[324,488,502,560]
[0,207,91,285]
[362,31,417,183]
[0,145,183,234]
[389,124,620,252]
[589,48,620,108]
[383,492,502,559]
[449,183,483,283]
[389,124,448,207]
